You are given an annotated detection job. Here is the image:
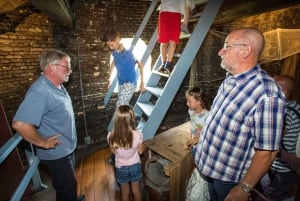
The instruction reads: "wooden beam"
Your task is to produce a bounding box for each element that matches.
[29,0,73,26]
[214,0,300,24]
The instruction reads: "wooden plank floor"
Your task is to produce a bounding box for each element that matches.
[32,146,122,201]
[76,147,121,201]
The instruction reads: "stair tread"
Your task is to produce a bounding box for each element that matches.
[180,32,191,39]
[152,70,170,77]
[146,86,163,97]
[136,102,154,117]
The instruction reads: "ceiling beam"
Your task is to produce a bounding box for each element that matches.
[214,0,300,24]
[29,0,73,26]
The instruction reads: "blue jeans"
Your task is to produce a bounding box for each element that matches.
[41,153,77,201]
[116,163,142,184]
[207,177,237,201]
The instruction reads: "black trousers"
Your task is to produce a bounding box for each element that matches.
[41,153,77,201]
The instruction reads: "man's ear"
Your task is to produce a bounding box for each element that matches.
[240,44,251,59]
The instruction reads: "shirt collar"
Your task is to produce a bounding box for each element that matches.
[226,65,261,83]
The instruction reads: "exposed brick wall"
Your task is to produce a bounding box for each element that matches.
[1,1,299,146]
[0,12,74,126]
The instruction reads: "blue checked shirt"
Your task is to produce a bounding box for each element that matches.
[195,65,286,183]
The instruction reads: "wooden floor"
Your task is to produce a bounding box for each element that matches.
[32,146,122,201]
[76,147,122,201]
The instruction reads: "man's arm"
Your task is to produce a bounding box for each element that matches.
[225,149,278,201]
[12,120,60,149]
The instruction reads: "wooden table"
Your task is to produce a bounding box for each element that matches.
[143,122,194,201]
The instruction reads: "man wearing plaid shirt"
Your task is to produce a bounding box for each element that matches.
[195,27,286,201]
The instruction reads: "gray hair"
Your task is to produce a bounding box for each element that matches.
[40,49,70,71]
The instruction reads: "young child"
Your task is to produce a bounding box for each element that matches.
[184,86,211,201]
[107,105,144,201]
[157,0,194,75]
[184,86,210,158]
[103,30,145,106]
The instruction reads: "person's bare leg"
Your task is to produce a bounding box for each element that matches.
[131,181,141,201]
[160,43,168,62]
[182,4,191,33]
[167,40,177,64]
[183,4,191,27]
[120,183,130,201]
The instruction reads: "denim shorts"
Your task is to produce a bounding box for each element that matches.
[115,163,142,184]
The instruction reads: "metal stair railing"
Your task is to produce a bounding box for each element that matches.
[134,0,224,140]
[0,133,46,201]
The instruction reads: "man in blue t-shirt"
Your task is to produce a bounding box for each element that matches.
[12,50,85,201]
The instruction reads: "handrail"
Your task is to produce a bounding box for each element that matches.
[11,156,40,201]
[0,133,22,165]
[0,133,43,201]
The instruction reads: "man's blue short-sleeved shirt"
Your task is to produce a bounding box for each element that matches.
[13,76,77,160]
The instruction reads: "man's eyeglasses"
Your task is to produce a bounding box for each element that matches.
[223,43,247,51]
[55,64,72,71]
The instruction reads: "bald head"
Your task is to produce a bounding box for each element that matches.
[231,27,265,57]
[273,75,294,100]
[219,27,265,75]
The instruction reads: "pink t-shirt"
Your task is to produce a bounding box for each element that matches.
[107,130,143,168]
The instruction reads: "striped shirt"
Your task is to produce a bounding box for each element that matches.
[271,100,300,172]
[195,65,286,183]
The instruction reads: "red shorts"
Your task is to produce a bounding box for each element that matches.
[158,11,181,44]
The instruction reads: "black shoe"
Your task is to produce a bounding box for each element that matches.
[77,194,85,201]
[158,67,170,75]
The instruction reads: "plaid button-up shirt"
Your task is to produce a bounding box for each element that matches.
[195,65,286,183]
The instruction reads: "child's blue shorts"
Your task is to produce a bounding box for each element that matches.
[116,163,142,184]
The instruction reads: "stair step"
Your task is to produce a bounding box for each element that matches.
[136,102,154,117]
[174,53,181,57]
[189,12,202,22]
[153,70,170,77]
[181,12,202,24]
[146,86,163,97]
[180,32,191,39]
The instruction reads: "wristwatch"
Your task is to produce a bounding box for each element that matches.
[241,183,252,193]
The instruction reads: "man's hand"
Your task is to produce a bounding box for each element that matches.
[225,184,249,201]
[44,134,62,149]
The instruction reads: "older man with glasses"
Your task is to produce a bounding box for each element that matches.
[12,49,85,201]
[194,28,286,201]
